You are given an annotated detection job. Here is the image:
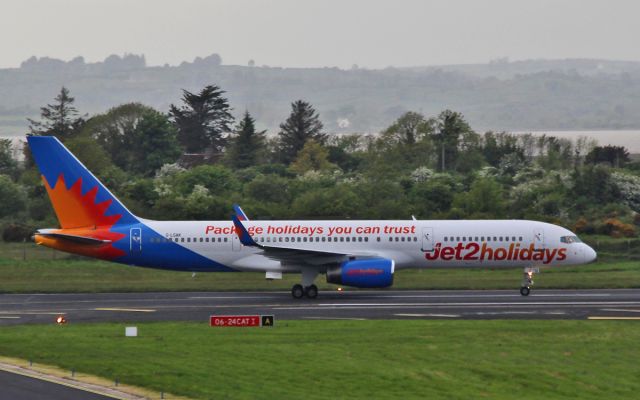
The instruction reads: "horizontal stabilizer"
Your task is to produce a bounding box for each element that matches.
[35,232,112,245]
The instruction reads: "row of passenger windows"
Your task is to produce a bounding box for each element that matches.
[444,235,524,242]
[149,236,420,244]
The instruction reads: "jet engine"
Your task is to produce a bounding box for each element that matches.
[326,258,394,288]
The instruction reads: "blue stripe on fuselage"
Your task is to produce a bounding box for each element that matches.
[110,222,234,272]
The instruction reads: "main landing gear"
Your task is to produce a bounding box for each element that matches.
[520,267,538,296]
[291,269,319,299]
[291,284,318,299]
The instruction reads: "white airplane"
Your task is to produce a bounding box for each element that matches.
[29,136,597,299]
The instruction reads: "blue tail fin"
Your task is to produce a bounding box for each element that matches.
[27,136,138,229]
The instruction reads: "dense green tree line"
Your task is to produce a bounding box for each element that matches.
[2,85,640,241]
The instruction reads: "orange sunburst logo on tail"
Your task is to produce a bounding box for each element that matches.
[36,174,127,259]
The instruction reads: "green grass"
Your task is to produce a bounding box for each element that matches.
[0,320,638,399]
[0,242,639,293]
[0,258,639,293]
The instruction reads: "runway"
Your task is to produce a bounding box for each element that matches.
[1,289,640,325]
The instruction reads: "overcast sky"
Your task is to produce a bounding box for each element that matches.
[1,0,638,69]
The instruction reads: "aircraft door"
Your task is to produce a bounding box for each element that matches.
[421,227,434,252]
[232,234,242,252]
[533,228,545,250]
[130,227,142,253]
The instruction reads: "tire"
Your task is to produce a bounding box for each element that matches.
[305,284,318,299]
[292,284,304,299]
[520,286,530,296]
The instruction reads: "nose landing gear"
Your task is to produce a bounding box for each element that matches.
[520,267,538,296]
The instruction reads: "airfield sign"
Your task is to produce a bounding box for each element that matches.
[210,315,275,327]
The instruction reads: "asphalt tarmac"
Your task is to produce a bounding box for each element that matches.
[0,370,117,400]
[1,288,640,325]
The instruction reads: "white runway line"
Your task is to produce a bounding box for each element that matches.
[302,317,367,320]
[380,293,612,299]
[94,308,156,313]
[395,313,459,318]
[0,316,20,319]
[600,308,640,313]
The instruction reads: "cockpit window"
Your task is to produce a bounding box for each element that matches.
[560,235,582,244]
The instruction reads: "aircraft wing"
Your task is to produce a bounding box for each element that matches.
[232,215,374,266]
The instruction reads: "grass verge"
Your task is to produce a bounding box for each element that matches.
[0,258,638,293]
[0,320,638,399]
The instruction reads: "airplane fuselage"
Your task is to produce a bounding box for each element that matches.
[118,219,596,272]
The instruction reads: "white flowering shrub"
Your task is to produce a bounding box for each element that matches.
[410,166,434,183]
[154,182,173,197]
[612,172,640,212]
[477,166,498,178]
[155,163,185,179]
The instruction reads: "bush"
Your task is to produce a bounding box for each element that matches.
[3,224,34,242]
[600,218,636,238]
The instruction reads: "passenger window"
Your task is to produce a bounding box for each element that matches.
[414,237,417,242]
[395,237,399,242]
[303,237,307,242]
[519,236,523,241]
[377,237,380,242]
[389,237,393,242]
[224,238,228,242]
[444,237,448,242]
[358,237,363,242]
[505,237,509,242]
[321,237,326,242]
[493,237,497,241]
[401,237,405,242]
[340,237,344,242]
[512,236,516,242]
[463,237,466,241]
[285,237,290,242]
[346,237,350,242]
[456,237,460,241]
[279,237,283,242]
[365,237,369,242]
[481,236,485,241]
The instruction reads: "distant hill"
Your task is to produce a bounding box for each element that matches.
[2,54,640,136]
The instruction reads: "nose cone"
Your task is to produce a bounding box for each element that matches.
[583,245,597,263]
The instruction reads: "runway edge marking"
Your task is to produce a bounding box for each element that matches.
[0,357,193,400]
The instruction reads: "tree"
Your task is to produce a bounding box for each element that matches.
[278,100,326,164]
[289,140,335,174]
[0,175,26,218]
[226,111,266,169]
[169,85,234,153]
[83,103,182,176]
[27,87,84,140]
[434,110,472,171]
[453,178,506,218]
[382,111,433,145]
[0,139,19,179]
[129,111,182,176]
[585,145,630,168]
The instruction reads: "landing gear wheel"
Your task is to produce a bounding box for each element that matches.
[520,286,530,296]
[292,284,304,299]
[305,284,318,299]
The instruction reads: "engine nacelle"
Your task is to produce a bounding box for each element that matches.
[326,258,395,288]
